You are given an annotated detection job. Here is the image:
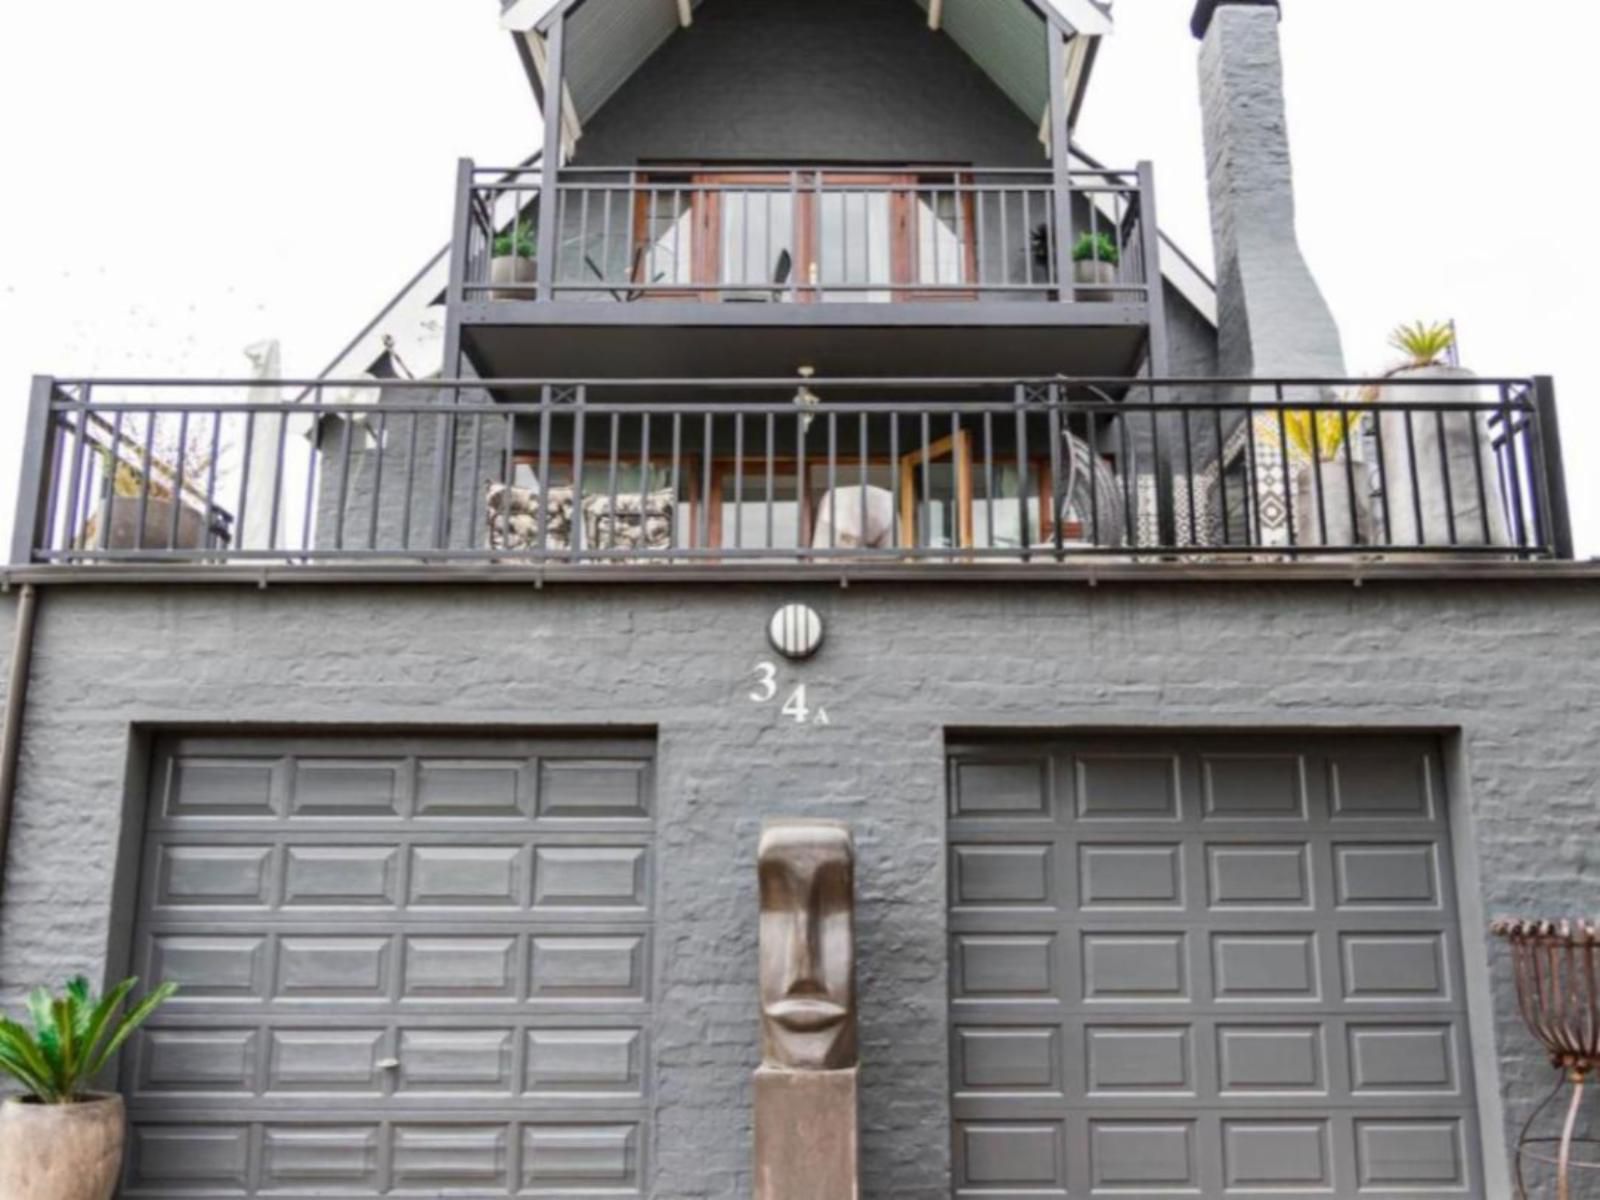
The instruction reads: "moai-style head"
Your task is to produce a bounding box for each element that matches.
[758,821,857,1071]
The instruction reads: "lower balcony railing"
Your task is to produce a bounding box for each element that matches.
[11,375,1572,571]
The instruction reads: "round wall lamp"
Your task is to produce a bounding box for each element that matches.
[769,604,824,660]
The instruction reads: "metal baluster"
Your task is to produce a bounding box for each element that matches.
[168,409,191,550]
[607,411,621,557]
[98,408,123,554]
[1309,407,1328,547]
[700,413,713,550]
[859,412,869,558]
[1048,385,1064,559]
[1015,386,1030,563]
[1500,383,1529,549]
[1468,398,1492,545]
[1214,406,1230,547]
[1403,407,1425,546]
[1275,385,1296,555]
[399,408,420,553]
[734,411,745,551]
[1436,405,1458,546]
[827,412,838,552]
[203,409,223,551]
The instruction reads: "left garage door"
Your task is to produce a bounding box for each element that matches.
[119,734,656,1198]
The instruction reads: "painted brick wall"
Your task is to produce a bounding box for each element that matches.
[0,580,1596,1197]
[575,0,1048,167]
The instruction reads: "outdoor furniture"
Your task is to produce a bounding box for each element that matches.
[1492,918,1600,1200]
[485,482,575,553]
[583,488,677,554]
[811,485,895,551]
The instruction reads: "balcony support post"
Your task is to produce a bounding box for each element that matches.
[535,12,566,304]
[1137,162,1171,379]
[11,377,58,566]
[1533,376,1574,559]
[1046,19,1076,302]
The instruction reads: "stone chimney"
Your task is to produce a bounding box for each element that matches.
[1194,0,1346,544]
[1194,0,1344,378]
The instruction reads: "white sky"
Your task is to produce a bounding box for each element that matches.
[1,0,1596,555]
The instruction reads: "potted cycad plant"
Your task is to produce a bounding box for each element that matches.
[1072,231,1121,301]
[489,219,538,300]
[1374,321,1511,549]
[0,976,177,1200]
[1285,402,1370,548]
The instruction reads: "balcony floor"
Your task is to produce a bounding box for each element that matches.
[458,300,1151,380]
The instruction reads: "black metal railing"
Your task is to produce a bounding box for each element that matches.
[11,375,1571,570]
[457,164,1152,305]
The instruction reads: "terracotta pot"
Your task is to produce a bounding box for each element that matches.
[489,254,538,301]
[1374,364,1512,548]
[0,1093,124,1200]
[79,497,208,551]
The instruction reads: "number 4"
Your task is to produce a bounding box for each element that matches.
[781,684,811,724]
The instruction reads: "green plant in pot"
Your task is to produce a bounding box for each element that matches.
[1372,319,1511,550]
[0,976,177,1200]
[490,219,538,299]
[1072,231,1121,300]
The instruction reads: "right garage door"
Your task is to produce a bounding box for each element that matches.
[947,735,1485,1200]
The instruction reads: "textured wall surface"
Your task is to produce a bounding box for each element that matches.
[1,579,1596,1197]
[575,0,1048,167]
[1198,6,1345,379]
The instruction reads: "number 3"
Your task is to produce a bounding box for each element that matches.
[750,661,778,703]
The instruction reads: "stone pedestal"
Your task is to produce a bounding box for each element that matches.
[754,1067,859,1200]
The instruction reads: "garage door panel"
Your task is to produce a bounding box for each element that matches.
[947,735,1482,1200]
[123,735,657,1198]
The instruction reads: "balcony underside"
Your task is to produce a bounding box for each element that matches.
[459,301,1152,379]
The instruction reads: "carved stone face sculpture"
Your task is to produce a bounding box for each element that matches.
[758,821,857,1071]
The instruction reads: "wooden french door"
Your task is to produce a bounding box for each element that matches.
[631,171,976,301]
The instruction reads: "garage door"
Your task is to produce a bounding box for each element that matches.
[947,735,1484,1199]
[120,734,655,1198]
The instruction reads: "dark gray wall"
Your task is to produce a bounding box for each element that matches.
[1,579,1598,1197]
[574,0,1049,166]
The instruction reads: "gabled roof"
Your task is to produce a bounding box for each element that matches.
[501,0,1113,139]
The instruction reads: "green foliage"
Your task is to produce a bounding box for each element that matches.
[493,220,538,259]
[0,977,177,1103]
[1389,320,1456,368]
[1072,231,1120,267]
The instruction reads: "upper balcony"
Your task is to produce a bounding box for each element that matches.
[449,161,1168,380]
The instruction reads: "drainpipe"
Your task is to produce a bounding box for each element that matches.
[1193,0,1347,545]
[0,583,40,906]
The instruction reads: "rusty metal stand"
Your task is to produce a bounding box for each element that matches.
[1494,919,1600,1200]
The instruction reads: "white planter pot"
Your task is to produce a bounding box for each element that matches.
[0,1093,124,1200]
[489,254,537,301]
[1295,458,1368,548]
[1072,258,1127,303]
[1375,364,1512,548]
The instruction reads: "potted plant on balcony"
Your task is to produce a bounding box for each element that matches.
[0,976,177,1200]
[1373,320,1511,549]
[1072,231,1121,301]
[1284,400,1370,548]
[79,421,218,552]
[489,219,538,300]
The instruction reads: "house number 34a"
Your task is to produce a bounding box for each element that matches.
[749,661,831,726]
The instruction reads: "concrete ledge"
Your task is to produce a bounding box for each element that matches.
[4,562,1598,589]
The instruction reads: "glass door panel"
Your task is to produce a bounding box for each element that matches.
[716,185,797,300]
[817,189,894,302]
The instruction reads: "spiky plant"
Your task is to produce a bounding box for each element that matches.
[1389,320,1456,369]
[1072,231,1120,267]
[0,977,177,1103]
[1283,407,1360,463]
[493,220,538,259]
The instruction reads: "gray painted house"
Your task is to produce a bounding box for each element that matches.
[0,1,1594,1197]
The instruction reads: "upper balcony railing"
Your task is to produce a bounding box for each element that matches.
[455,164,1155,307]
[10,375,1572,574]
